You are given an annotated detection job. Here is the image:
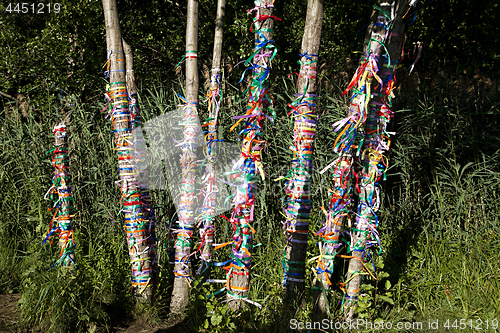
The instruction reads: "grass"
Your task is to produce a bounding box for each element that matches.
[1,71,500,332]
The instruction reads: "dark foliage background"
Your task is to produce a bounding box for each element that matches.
[3,0,497,108]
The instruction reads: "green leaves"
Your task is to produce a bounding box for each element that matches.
[211,313,223,326]
[0,0,104,110]
[378,294,394,305]
[385,279,392,290]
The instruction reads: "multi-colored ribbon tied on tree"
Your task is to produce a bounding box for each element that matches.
[222,0,279,309]
[283,51,319,290]
[328,1,411,318]
[44,123,76,269]
[101,77,154,296]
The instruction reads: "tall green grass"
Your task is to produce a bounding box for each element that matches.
[1,73,499,332]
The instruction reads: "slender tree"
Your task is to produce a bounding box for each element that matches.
[314,2,388,317]
[284,0,323,301]
[227,0,278,310]
[123,38,158,298]
[44,122,76,269]
[341,1,393,319]
[341,0,409,320]
[102,0,153,302]
[170,0,200,314]
[198,0,226,279]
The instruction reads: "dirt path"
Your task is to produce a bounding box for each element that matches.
[0,294,187,332]
[0,294,20,332]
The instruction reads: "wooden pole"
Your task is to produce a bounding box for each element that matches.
[170,0,200,314]
[284,0,324,301]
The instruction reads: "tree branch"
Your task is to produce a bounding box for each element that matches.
[0,91,16,100]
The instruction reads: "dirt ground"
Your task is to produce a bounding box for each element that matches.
[0,294,20,332]
[0,294,187,333]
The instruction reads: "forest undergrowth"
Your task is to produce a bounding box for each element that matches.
[1,71,500,332]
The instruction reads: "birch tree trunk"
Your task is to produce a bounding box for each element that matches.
[49,123,76,268]
[170,0,199,314]
[319,4,382,318]
[227,0,277,311]
[102,0,152,302]
[198,0,226,280]
[313,1,392,319]
[284,0,323,300]
[343,0,407,320]
[122,38,158,300]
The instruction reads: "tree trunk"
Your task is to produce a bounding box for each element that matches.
[184,0,199,104]
[170,0,199,314]
[46,122,76,269]
[343,0,407,320]
[122,38,157,301]
[227,0,277,311]
[323,3,383,318]
[199,0,226,280]
[102,0,152,302]
[284,0,323,301]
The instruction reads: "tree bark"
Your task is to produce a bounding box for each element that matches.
[199,0,226,280]
[102,0,152,302]
[185,0,199,103]
[170,0,199,314]
[227,0,277,311]
[284,0,323,302]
